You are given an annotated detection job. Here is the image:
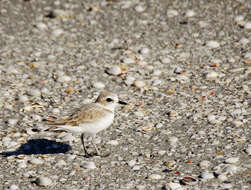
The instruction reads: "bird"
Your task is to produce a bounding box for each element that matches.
[45,90,127,157]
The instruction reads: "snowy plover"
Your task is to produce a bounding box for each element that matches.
[45,90,126,157]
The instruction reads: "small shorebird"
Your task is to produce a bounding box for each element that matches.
[45,90,126,157]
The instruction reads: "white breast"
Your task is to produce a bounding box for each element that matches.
[82,113,114,135]
[53,113,114,136]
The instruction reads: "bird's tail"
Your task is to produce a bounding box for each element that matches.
[43,117,68,132]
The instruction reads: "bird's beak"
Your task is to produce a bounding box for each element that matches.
[118,100,127,105]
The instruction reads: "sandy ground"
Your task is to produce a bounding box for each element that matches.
[0,0,250,189]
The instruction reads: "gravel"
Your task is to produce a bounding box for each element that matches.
[35,176,53,187]
[106,65,122,76]
[82,161,96,170]
[0,0,250,189]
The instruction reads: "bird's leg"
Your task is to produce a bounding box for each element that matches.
[91,135,100,156]
[81,133,90,157]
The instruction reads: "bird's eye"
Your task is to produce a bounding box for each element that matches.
[106,98,113,102]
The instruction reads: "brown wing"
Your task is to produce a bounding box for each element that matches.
[46,103,112,127]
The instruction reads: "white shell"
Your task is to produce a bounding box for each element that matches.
[206,41,220,48]
[149,174,162,180]
[225,157,239,164]
[82,161,96,169]
[36,176,53,186]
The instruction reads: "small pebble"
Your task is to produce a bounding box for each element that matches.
[244,52,251,59]
[161,57,171,64]
[206,41,220,49]
[136,185,146,190]
[8,119,18,126]
[93,82,105,89]
[228,57,235,63]
[125,76,135,86]
[158,150,166,156]
[123,57,135,64]
[244,22,251,30]
[206,71,218,81]
[198,21,209,28]
[107,140,119,146]
[9,184,19,190]
[7,141,18,148]
[67,154,76,160]
[52,108,60,115]
[134,111,145,117]
[41,87,50,94]
[34,52,42,57]
[178,52,190,61]
[177,75,189,83]
[82,161,96,169]
[69,170,76,177]
[132,165,140,171]
[28,89,41,97]
[36,22,48,30]
[234,15,244,23]
[22,171,35,178]
[146,65,154,71]
[53,9,72,18]
[138,61,148,66]
[225,157,239,164]
[106,66,122,75]
[57,75,71,82]
[174,67,183,74]
[149,174,162,180]
[168,136,178,146]
[133,80,146,88]
[52,28,64,37]
[18,161,27,169]
[230,68,245,73]
[36,176,53,187]
[211,58,222,64]
[200,171,214,180]
[166,182,183,190]
[207,114,217,124]
[226,165,239,174]
[32,115,42,122]
[2,137,11,145]
[240,38,249,45]
[135,5,146,12]
[245,145,251,155]
[217,174,228,182]
[12,132,21,138]
[23,105,33,112]
[221,183,233,189]
[180,176,197,185]
[167,9,178,17]
[199,160,211,169]
[243,51,251,63]
[29,158,44,165]
[56,159,67,167]
[155,123,163,129]
[6,66,18,74]
[47,55,57,62]
[128,160,136,167]
[185,10,196,17]
[19,95,29,102]
[139,47,150,55]
[62,133,76,142]
[152,79,162,86]
[152,70,162,76]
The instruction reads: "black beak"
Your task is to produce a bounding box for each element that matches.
[118,100,127,105]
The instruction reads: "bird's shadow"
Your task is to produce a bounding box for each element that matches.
[0,139,72,157]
